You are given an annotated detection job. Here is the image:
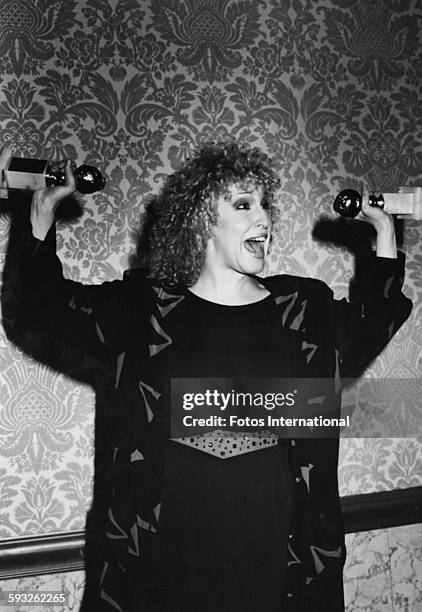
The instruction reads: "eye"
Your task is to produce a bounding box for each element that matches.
[234,200,251,210]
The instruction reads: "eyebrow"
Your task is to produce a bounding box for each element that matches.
[223,191,253,201]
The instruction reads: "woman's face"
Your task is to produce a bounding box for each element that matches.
[205,182,271,277]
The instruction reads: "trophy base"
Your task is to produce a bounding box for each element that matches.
[397,187,422,220]
[5,158,48,192]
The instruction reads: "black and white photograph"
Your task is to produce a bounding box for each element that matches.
[0,1,421,611]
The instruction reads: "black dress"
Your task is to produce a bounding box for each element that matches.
[147,291,294,611]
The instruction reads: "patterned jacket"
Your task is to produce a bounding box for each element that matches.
[6,212,412,611]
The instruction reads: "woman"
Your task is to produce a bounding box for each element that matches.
[10,142,412,610]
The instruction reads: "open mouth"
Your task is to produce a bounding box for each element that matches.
[244,237,266,257]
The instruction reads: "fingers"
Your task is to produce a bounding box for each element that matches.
[351,184,368,222]
[360,185,369,213]
[46,160,76,204]
[0,147,12,169]
[61,159,76,194]
[358,184,392,228]
[0,147,12,195]
[31,159,77,221]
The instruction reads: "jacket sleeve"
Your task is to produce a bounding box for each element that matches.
[333,251,413,378]
[6,210,147,362]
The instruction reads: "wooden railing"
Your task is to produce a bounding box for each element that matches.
[1,487,421,580]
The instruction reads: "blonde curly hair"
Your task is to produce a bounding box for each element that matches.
[147,141,280,288]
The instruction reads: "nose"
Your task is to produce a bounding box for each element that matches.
[254,204,270,229]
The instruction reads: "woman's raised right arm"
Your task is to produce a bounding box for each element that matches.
[3,159,147,365]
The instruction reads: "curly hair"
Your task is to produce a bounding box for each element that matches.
[147,141,280,288]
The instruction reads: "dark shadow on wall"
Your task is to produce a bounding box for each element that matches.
[0,197,401,610]
[312,214,404,305]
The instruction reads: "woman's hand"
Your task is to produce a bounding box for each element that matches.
[31,160,76,241]
[356,187,397,258]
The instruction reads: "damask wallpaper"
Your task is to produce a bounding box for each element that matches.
[0,0,421,544]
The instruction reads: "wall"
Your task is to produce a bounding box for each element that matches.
[0,0,421,608]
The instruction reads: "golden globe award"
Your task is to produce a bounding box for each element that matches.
[0,153,105,198]
[333,187,422,220]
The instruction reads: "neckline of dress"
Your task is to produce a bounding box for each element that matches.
[185,289,273,309]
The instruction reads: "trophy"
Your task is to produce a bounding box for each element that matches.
[0,153,106,198]
[333,188,422,220]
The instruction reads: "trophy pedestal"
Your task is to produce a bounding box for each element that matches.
[394,187,422,220]
[3,158,50,193]
[0,153,50,198]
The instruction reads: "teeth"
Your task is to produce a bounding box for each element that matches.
[244,237,266,256]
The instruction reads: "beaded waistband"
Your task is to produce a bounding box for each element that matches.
[172,429,278,459]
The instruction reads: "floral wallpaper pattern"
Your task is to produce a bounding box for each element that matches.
[0,0,421,541]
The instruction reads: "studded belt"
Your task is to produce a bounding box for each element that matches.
[172,429,279,459]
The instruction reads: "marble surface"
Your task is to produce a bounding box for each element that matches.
[0,571,85,612]
[344,529,393,611]
[344,523,422,612]
[389,524,422,611]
